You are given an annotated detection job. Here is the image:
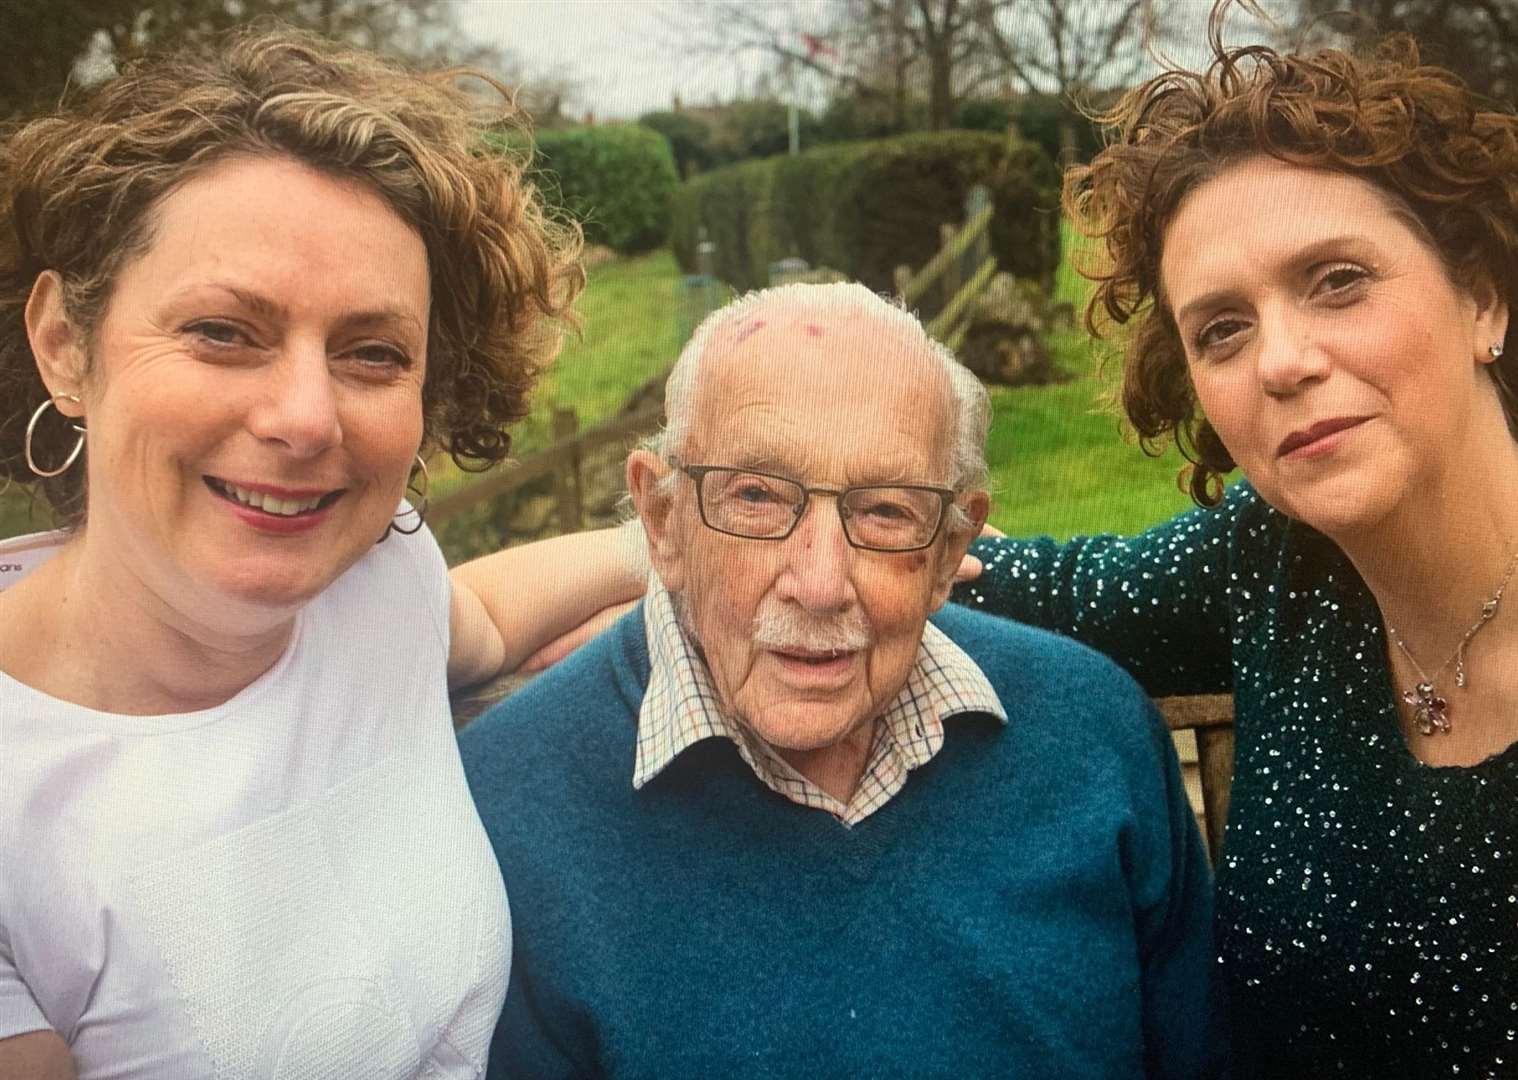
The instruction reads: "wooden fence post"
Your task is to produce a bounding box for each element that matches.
[551,407,583,533]
[894,264,912,302]
[939,222,960,313]
[965,184,991,279]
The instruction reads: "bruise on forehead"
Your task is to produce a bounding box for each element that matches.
[804,323,824,337]
[732,317,767,345]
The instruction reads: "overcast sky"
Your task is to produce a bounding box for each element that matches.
[458,1,767,120]
[455,0,1281,122]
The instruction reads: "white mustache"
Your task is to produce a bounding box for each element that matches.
[751,603,872,654]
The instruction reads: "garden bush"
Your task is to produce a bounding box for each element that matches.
[670,131,1059,302]
[525,125,679,254]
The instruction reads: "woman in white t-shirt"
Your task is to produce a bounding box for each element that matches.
[0,27,638,1080]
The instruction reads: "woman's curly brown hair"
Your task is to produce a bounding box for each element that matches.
[1062,10,1518,506]
[0,22,583,525]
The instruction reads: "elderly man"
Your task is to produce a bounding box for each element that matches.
[460,283,1224,1078]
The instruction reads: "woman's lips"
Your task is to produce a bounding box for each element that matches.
[204,476,344,534]
[1277,416,1370,460]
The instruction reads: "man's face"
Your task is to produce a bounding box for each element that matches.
[644,306,983,754]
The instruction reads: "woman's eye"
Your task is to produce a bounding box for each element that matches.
[1314,264,1368,297]
[1195,318,1245,354]
[348,343,411,369]
[186,320,248,347]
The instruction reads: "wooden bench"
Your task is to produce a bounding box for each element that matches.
[1156,695,1235,866]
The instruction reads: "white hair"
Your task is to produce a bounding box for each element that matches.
[642,282,991,523]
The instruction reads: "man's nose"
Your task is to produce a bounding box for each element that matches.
[246,344,343,458]
[775,496,856,613]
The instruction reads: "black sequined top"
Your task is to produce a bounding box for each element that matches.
[954,482,1518,1077]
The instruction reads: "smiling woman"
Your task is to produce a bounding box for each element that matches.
[0,24,643,1080]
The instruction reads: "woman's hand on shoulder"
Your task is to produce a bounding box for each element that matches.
[953,522,1005,584]
[0,1030,76,1080]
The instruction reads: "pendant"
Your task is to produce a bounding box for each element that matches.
[1402,681,1452,736]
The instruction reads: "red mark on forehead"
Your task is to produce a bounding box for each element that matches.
[804,323,824,338]
[733,318,766,344]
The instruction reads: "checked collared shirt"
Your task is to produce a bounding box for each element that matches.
[633,579,1007,826]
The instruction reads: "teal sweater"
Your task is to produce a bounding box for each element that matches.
[460,603,1224,1079]
[956,481,1518,1077]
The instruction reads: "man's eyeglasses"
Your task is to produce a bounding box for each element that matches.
[680,465,956,553]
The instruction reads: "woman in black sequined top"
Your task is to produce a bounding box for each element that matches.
[957,10,1518,1077]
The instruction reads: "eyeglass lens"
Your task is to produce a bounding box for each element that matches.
[697,469,943,550]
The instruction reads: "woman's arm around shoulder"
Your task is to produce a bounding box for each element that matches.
[0,1031,75,1080]
[446,521,647,689]
[952,484,1267,696]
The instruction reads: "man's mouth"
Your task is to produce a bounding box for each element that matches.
[774,648,856,666]
[204,477,345,518]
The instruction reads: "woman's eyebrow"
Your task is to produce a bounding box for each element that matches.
[173,282,424,335]
[1172,233,1371,325]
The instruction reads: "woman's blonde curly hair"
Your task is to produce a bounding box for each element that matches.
[0,22,583,524]
[1063,17,1518,506]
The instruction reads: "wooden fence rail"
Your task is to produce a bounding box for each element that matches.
[894,185,997,351]
[429,402,665,533]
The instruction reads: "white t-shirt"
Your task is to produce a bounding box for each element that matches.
[0,524,509,1079]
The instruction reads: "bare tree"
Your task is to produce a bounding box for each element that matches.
[658,0,1167,134]
[976,0,1167,155]
[1284,0,1518,104]
[0,0,527,119]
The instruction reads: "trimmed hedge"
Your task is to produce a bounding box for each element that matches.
[955,94,1106,165]
[527,125,679,254]
[669,131,1059,301]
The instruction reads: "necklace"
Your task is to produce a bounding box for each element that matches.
[1386,547,1518,736]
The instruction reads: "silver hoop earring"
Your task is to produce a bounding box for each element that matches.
[1491,343,1505,360]
[23,394,86,478]
[381,454,430,541]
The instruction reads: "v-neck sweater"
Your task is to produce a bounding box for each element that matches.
[460,602,1224,1079]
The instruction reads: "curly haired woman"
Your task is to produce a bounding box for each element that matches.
[0,26,641,1079]
[955,15,1518,1078]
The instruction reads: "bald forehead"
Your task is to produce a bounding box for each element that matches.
[688,301,955,477]
[702,301,947,395]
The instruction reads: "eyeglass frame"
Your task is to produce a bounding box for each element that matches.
[677,463,959,553]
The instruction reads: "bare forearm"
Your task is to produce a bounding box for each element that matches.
[447,523,647,688]
[0,1031,75,1080]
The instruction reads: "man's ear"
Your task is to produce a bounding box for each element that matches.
[626,449,687,593]
[25,271,88,406]
[928,490,990,610]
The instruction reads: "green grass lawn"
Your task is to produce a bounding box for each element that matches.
[983,334,1194,539]
[0,487,50,540]
[428,249,690,503]
[983,220,1196,538]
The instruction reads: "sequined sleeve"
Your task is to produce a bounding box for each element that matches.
[949,485,1255,698]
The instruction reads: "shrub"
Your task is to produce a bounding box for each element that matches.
[639,110,719,177]
[670,131,1060,300]
[526,125,679,254]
